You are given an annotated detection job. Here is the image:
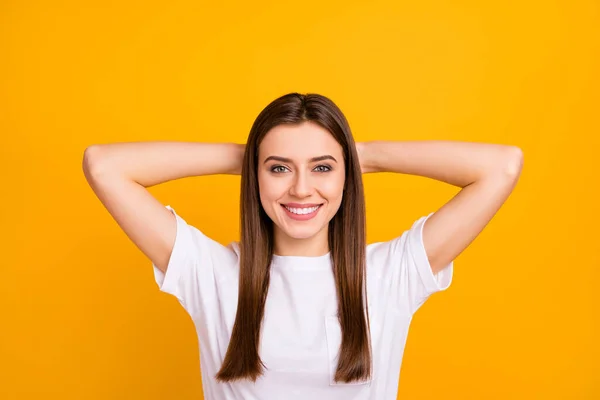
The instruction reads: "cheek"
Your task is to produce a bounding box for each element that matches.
[321,176,345,199]
[258,174,283,207]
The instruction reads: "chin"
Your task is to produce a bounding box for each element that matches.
[283,230,319,240]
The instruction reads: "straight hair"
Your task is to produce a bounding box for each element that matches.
[215,92,371,384]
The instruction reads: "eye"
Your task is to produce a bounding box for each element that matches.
[270,164,332,173]
[314,164,332,172]
[270,165,289,173]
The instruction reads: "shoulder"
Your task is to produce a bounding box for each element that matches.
[366,213,433,260]
[178,218,240,268]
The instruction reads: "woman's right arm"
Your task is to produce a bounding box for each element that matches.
[82,141,245,273]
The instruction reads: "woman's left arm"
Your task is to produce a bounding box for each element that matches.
[357,140,524,275]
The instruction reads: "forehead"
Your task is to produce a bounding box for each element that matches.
[259,121,342,161]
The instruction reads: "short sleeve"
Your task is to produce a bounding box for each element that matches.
[152,205,238,318]
[368,212,453,316]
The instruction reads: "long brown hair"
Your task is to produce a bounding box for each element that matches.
[215,92,370,384]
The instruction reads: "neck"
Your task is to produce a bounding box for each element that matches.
[273,225,329,257]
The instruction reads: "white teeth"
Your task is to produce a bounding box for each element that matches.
[285,205,320,215]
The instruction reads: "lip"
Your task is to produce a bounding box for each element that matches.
[281,203,323,221]
[282,203,323,208]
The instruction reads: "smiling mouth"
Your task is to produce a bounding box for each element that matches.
[281,204,323,215]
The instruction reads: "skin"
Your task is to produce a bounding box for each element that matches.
[257,121,346,257]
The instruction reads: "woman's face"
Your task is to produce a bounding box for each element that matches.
[257,121,346,253]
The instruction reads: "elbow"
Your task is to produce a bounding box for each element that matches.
[82,145,108,178]
[483,146,523,183]
[475,146,523,186]
[504,146,524,178]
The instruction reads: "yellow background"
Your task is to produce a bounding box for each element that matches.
[1,0,598,398]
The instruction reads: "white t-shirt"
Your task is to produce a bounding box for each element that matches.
[153,205,453,400]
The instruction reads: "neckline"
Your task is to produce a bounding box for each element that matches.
[271,251,332,269]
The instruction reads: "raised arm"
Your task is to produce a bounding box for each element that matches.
[82,141,245,273]
[358,140,523,275]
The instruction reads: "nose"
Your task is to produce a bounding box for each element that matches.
[289,169,312,198]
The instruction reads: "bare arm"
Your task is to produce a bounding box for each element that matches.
[84,141,245,186]
[358,140,523,275]
[82,141,245,273]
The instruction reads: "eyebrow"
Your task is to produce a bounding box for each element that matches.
[263,155,338,164]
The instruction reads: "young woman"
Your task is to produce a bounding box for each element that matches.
[83,92,523,399]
